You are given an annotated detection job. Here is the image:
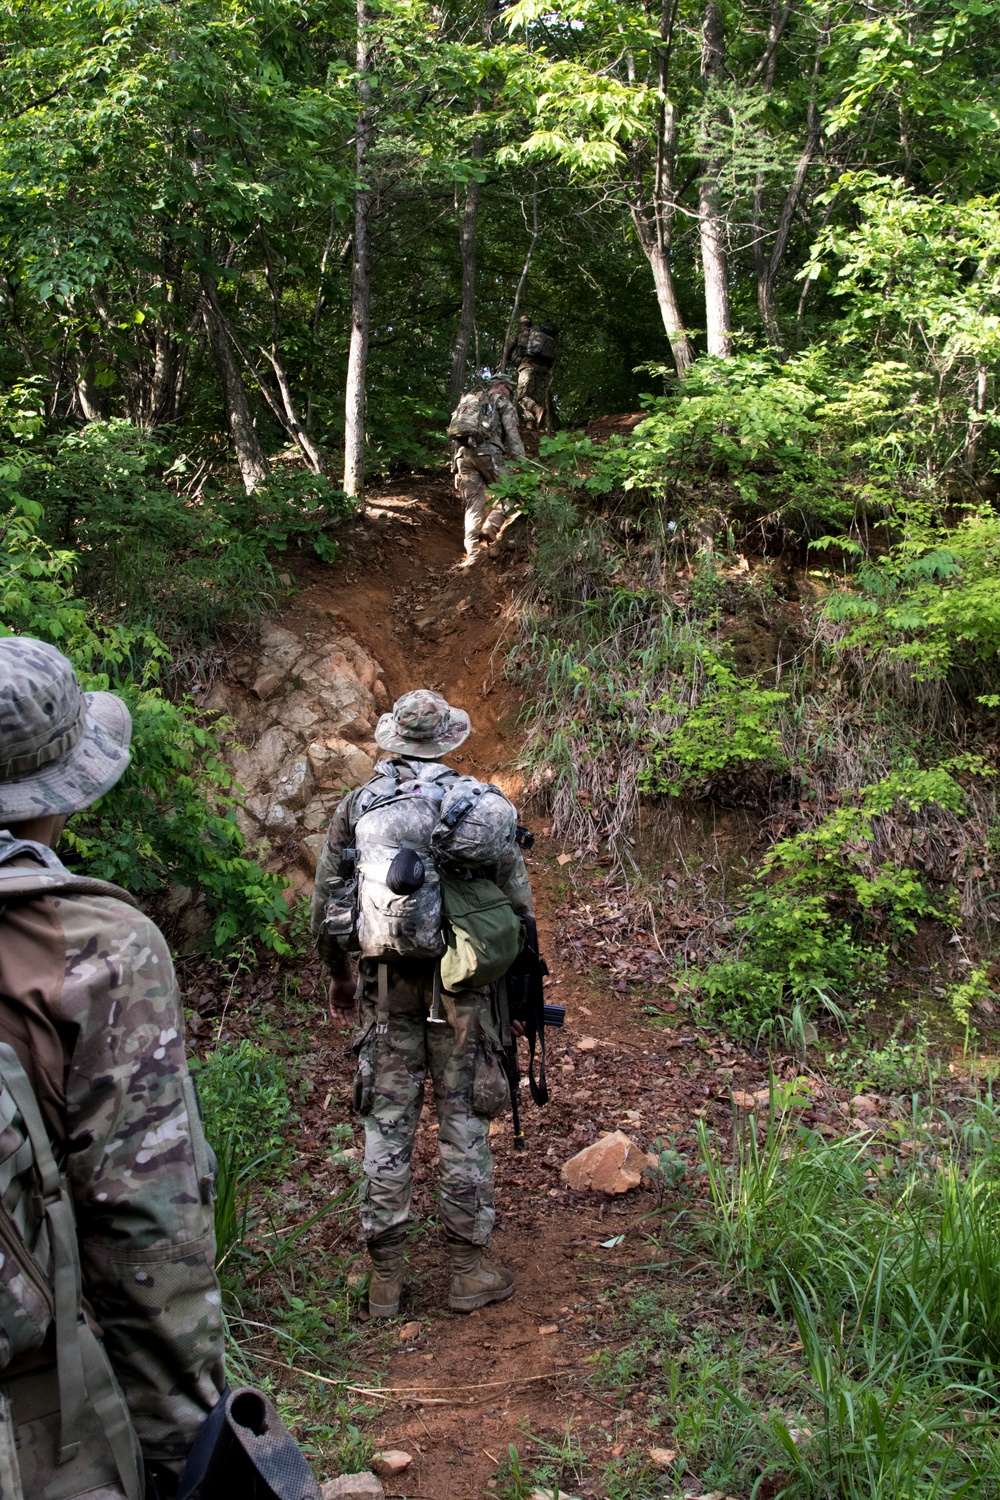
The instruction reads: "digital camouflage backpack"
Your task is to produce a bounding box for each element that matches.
[323,761,522,989]
[446,390,498,446]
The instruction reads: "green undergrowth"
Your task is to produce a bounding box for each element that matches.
[0,401,356,954]
[505,365,1000,1051]
[499,1093,1000,1499]
[193,1001,373,1480]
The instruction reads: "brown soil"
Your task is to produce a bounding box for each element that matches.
[252,478,777,1498]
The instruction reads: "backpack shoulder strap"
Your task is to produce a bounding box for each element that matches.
[0,835,137,910]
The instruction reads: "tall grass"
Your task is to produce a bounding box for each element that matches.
[690,1098,1000,1497]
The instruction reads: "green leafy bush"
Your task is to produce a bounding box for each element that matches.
[6,415,352,655]
[0,493,291,953]
[821,508,1000,683]
[641,655,788,796]
[195,1039,293,1168]
[695,767,967,1043]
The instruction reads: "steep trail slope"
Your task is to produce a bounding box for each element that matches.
[273,476,767,1497]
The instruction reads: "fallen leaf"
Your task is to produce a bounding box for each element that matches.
[556,853,573,866]
[538,1324,559,1335]
[600,1234,625,1248]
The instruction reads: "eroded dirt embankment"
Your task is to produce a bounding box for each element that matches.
[210,475,782,1500]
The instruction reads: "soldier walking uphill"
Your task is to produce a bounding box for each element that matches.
[448,374,525,567]
[0,638,225,1500]
[310,691,535,1319]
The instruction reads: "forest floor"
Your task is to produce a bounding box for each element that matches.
[189,473,965,1500]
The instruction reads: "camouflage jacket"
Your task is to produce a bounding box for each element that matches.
[0,836,225,1474]
[310,757,534,975]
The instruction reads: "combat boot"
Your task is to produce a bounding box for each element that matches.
[446,1239,516,1312]
[368,1236,405,1317]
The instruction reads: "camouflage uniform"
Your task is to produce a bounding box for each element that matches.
[516,360,549,427]
[453,385,525,557]
[310,758,533,1246]
[0,638,225,1498]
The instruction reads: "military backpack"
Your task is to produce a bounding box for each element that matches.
[446,390,498,446]
[323,760,523,992]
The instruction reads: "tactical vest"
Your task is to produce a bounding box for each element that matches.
[0,835,143,1500]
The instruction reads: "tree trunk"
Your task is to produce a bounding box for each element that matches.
[343,0,373,500]
[448,131,483,405]
[200,270,270,493]
[754,16,825,351]
[698,2,732,358]
[630,205,695,376]
[629,0,696,377]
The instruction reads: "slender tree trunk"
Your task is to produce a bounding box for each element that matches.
[630,203,695,376]
[343,0,373,500]
[200,269,270,493]
[626,0,695,378]
[698,2,732,358]
[754,17,826,350]
[448,130,483,404]
[502,180,539,370]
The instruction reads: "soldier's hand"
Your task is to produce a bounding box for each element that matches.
[327,976,360,1026]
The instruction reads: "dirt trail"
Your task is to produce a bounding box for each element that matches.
[277,478,762,1498]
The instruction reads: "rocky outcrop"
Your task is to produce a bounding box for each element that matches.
[202,623,388,860]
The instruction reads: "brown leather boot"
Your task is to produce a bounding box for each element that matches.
[368,1239,405,1317]
[447,1240,516,1312]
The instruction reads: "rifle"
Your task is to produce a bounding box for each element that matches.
[498,914,564,1150]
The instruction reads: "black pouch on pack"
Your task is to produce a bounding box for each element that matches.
[177,1387,320,1500]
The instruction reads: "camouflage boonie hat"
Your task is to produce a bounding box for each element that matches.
[0,637,132,820]
[375,690,471,760]
[488,373,514,392]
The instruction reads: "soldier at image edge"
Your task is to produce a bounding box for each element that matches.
[310,689,535,1318]
[449,373,525,567]
[0,636,225,1500]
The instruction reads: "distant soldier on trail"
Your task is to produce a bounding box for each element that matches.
[447,374,525,568]
[515,321,558,430]
[502,313,533,372]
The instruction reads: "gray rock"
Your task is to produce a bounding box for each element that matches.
[308,739,374,791]
[252,669,284,700]
[321,1474,384,1500]
[281,693,321,733]
[264,802,293,831]
[302,799,329,833]
[258,623,303,669]
[299,832,328,874]
[274,757,315,812]
[251,726,296,784]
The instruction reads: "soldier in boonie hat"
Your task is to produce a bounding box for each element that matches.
[0,636,132,822]
[0,637,227,1499]
[374,689,471,760]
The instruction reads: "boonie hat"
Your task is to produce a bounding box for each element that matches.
[374,690,471,760]
[0,637,132,821]
[488,373,515,392]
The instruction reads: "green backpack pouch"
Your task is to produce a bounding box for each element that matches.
[439,870,523,994]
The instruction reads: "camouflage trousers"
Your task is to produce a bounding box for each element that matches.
[516,360,548,426]
[454,446,509,555]
[352,962,504,1245]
